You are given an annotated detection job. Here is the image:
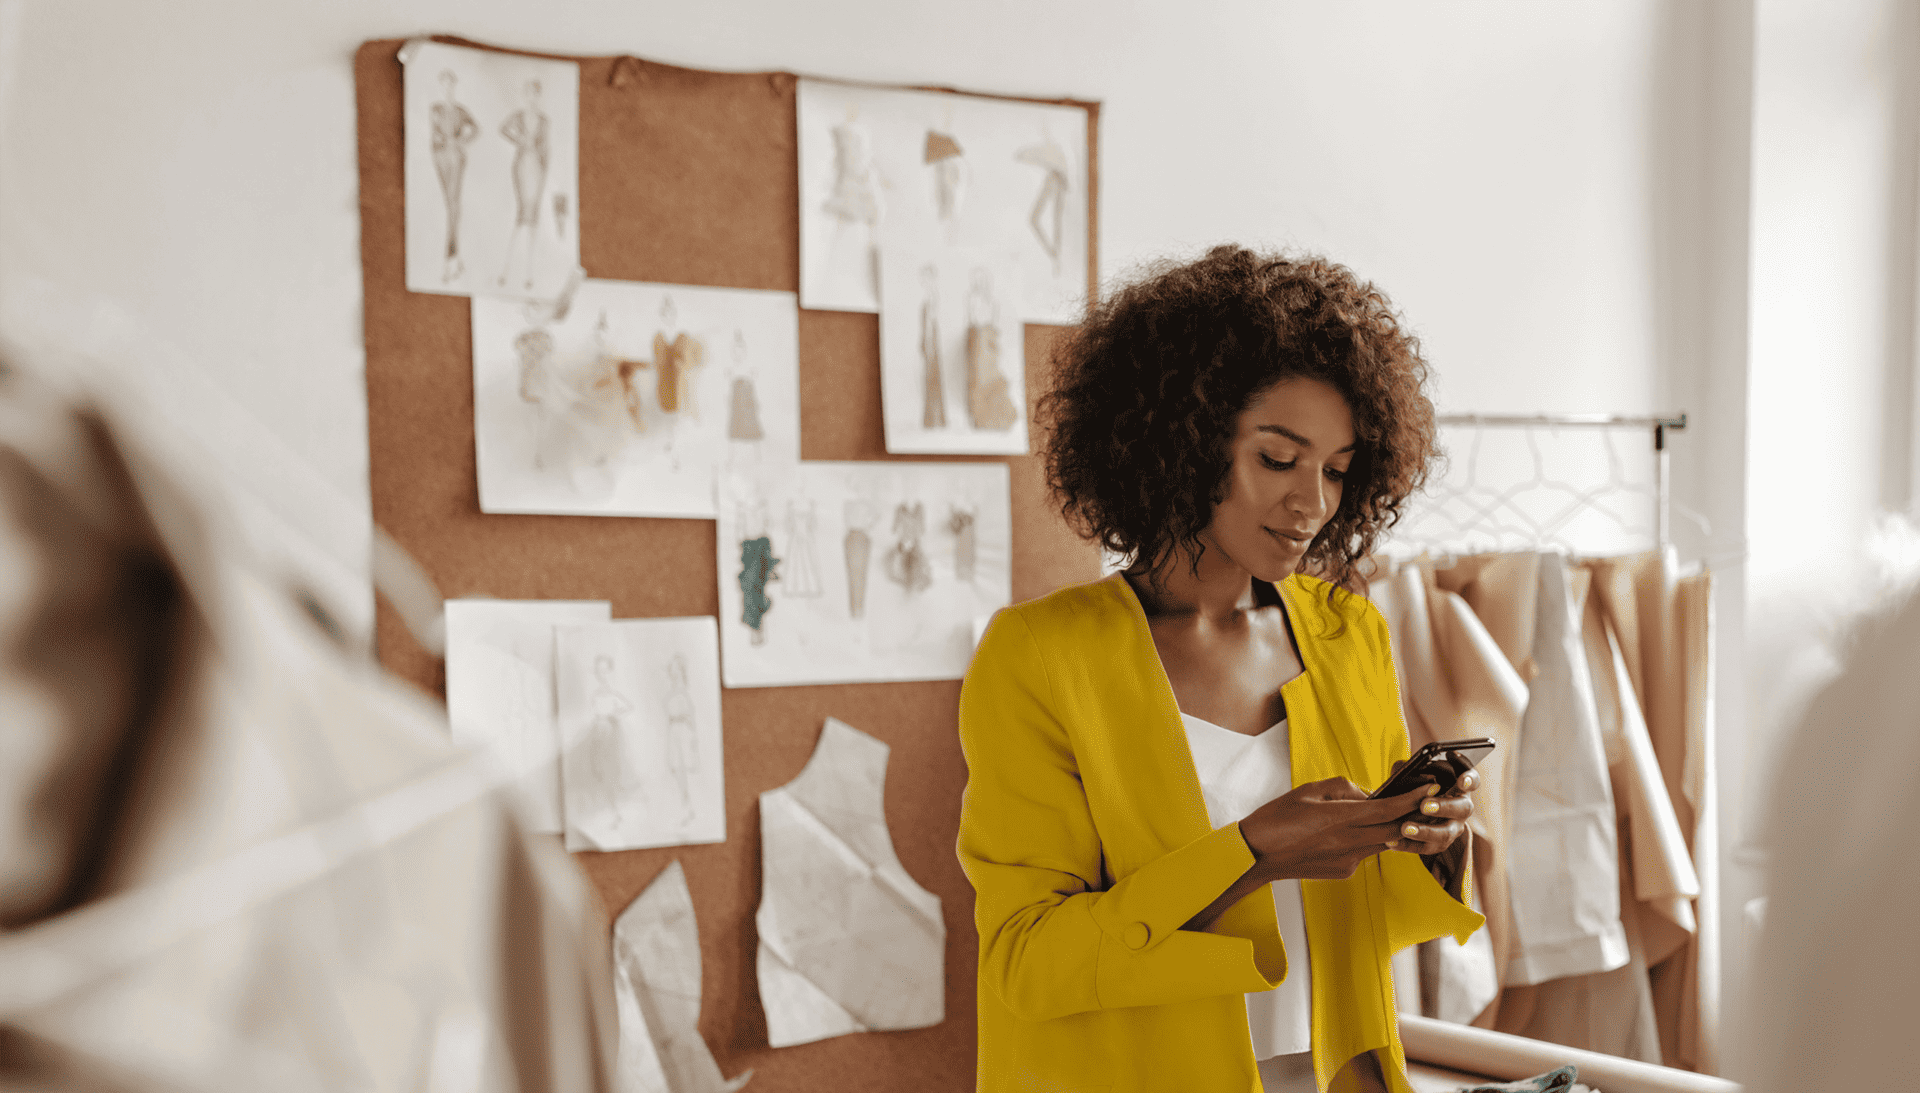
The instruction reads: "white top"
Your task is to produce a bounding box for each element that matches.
[1181,713,1313,1060]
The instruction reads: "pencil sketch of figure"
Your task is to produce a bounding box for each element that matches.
[652,298,706,424]
[843,499,879,619]
[727,330,764,447]
[515,325,554,407]
[783,499,824,598]
[824,116,882,225]
[949,505,977,582]
[498,79,551,291]
[1016,136,1071,277]
[919,264,947,429]
[964,267,1020,431]
[585,310,649,434]
[586,654,636,833]
[553,192,570,241]
[738,500,780,647]
[661,653,699,829]
[925,129,966,237]
[885,501,933,594]
[430,70,479,283]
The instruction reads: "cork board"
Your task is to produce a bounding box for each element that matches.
[354,37,1102,1092]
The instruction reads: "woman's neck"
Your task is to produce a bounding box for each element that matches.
[1125,541,1278,627]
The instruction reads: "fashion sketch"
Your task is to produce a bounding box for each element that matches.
[727,329,764,443]
[884,502,934,594]
[925,129,966,237]
[662,654,699,829]
[1016,136,1070,276]
[430,70,479,283]
[964,268,1020,431]
[587,310,649,434]
[949,506,977,582]
[919,264,947,428]
[585,654,638,832]
[843,499,879,619]
[782,499,824,598]
[553,193,570,240]
[652,298,706,424]
[824,117,883,226]
[498,79,551,291]
[738,500,780,646]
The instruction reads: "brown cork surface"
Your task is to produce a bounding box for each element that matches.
[355,37,1101,1091]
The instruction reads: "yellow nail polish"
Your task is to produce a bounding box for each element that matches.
[1421,799,1439,815]
[1403,823,1420,839]
[1426,784,1440,797]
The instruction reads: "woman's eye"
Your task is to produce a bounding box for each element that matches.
[1259,454,1294,471]
[1326,467,1347,482]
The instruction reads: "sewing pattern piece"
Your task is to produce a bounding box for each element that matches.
[756,718,945,1047]
[964,268,1019,431]
[430,69,479,282]
[884,502,933,593]
[918,265,947,428]
[616,861,755,1093]
[843,499,878,619]
[782,499,824,598]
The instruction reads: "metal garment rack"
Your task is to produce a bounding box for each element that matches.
[1432,412,1689,548]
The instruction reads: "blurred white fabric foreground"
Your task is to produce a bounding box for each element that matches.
[0,364,617,1093]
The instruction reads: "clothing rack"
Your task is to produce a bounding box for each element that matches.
[1404,412,1690,553]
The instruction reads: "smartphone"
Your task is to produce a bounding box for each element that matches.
[1367,738,1496,799]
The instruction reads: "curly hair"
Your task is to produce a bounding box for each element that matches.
[1038,245,1438,603]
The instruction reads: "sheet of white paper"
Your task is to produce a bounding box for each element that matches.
[402,40,580,300]
[877,243,1028,455]
[716,462,1011,687]
[614,861,753,1093]
[443,598,612,833]
[756,718,944,1047]
[556,618,727,852]
[797,79,1089,324]
[473,279,800,517]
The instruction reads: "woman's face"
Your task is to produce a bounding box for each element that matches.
[1197,376,1355,583]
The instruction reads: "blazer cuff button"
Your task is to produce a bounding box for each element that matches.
[1123,921,1151,950]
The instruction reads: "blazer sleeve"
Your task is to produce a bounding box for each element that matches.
[957,607,1287,1024]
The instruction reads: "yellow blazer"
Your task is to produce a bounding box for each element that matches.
[957,572,1483,1093]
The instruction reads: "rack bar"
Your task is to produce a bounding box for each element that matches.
[1431,411,1689,548]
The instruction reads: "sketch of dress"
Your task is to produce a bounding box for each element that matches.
[727,330,763,442]
[843,500,879,619]
[919,265,946,429]
[824,121,882,225]
[662,654,699,828]
[949,507,977,582]
[925,130,966,235]
[514,327,554,406]
[783,500,824,598]
[498,80,551,291]
[1016,137,1071,277]
[884,502,933,594]
[586,655,636,834]
[739,533,780,646]
[430,71,479,283]
[652,299,706,424]
[964,269,1020,431]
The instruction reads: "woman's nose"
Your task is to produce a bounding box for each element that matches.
[1289,475,1329,520]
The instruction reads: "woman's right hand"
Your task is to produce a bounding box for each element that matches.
[1238,778,1440,882]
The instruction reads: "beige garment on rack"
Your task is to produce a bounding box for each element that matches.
[0,383,617,1093]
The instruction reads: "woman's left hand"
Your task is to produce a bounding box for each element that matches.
[1382,762,1475,856]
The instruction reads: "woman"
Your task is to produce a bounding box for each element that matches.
[957,247,1483,1093]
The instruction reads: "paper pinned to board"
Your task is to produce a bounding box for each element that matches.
[614,861,752,1093]
[444,598,611,832]
[556,617,727,852]
[755,717,944,1047]
[402,41,581,300]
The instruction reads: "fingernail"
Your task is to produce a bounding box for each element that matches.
[1421,799,1440,815]
[1426,784,1440,797]
[1461,774,1477,790]
[1403,823,1420,838]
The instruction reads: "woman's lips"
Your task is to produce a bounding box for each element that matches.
[1267,527,1313,552]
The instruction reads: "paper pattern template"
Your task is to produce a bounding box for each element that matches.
[473,279,800,517]
[443,598,611,833]
[615,861,754,1093]
[878,243,1027,455]
[556,617,726,852]
[717,462,1011,687]
[797,79,1089,324]
[401,40,580,300]
[756,718,945,1047]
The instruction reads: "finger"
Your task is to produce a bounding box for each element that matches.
[1304,776,1371,802]
[1373,781,1441,819]
[1394,819,1463,855]
[1413,795,1474,823]
[1446,769,1480,795]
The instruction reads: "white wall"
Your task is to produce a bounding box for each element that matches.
[0,0,1797,1073]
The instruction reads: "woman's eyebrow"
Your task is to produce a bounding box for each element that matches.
[1255,423,1356,454]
